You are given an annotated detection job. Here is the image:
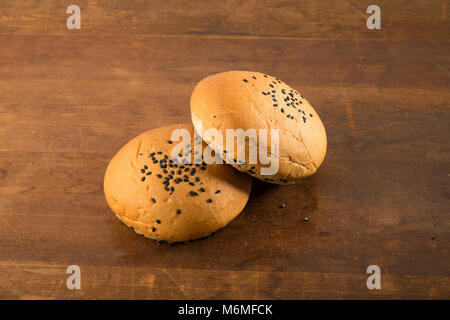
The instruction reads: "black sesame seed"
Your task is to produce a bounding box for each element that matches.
[310,113,313,117]
[141,169,145,173]
[157,174,162,178]
[303,116,307,123]
[243,79,248,82]
[156,220,161,224]
[269,84,274,88]
[273,104,278,107]
[152,227,156,232]
[144,165,148,169]
[189,191,198,197]
[199,187,205,192]
[157,151,162,154]
[168,140,173,144]
[170,186,174,192]
[195,177,200,182]
[252,76,256,79]
[189,182,195,186]
[200,167,206,170]
[215,190,221,194]
[281,108,285,113]
[151,198,156,203]
[141,177,146,181]
[206,199,213,203]
[176,209,181,214]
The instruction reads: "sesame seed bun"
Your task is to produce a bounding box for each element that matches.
[104,123,252,242]
[190,71,327,185]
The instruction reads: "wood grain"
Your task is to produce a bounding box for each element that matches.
[0,0,449,299]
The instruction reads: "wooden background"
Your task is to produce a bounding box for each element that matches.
[0,0,449,299]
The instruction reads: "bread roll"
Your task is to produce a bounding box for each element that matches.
[104,123,252,242]
[190,71,327,184]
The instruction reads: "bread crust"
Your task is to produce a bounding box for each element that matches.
[190,71,327,184]
[104,123,252,242]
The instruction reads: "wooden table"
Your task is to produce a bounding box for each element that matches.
[0,0,448,299]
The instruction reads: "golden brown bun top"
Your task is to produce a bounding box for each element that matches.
[104,123,252,242]
[190,71,327,180]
